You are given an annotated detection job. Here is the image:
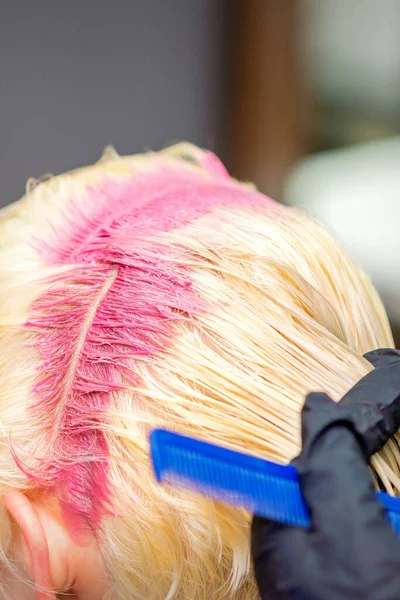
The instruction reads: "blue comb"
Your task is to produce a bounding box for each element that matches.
[150,428,400,536]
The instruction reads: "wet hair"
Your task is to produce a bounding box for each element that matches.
[0,143,396,599]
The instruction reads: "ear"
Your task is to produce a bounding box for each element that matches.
[4,491,106,599]
[3,491,58,599]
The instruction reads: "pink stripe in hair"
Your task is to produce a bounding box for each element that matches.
[24,156,274,529]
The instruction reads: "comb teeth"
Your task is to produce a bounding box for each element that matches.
[150,429,400,536]
[150,429,310,528]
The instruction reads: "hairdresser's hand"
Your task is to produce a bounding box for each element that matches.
[252,348,400,600]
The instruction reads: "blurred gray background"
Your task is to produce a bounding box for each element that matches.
[0,1,226,203]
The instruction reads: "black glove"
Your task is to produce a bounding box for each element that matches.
[251,348,400,600]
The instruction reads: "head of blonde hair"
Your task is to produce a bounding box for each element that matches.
[0,143,397,599]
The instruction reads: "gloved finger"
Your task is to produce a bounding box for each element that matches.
[339,352,400,457]
[296,393,400,568]
[364,348,400,369]
[251,516,312,600]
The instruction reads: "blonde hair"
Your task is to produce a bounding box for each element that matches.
[0,143,397,599]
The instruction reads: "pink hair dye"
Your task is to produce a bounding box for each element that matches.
[24,155,274,528]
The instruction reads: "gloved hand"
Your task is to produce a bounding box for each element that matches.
[251,348,400,600]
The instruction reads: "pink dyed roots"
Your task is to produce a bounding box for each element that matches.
[24,155,273,529]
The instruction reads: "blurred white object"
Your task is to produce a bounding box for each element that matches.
[284,137,400,324]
